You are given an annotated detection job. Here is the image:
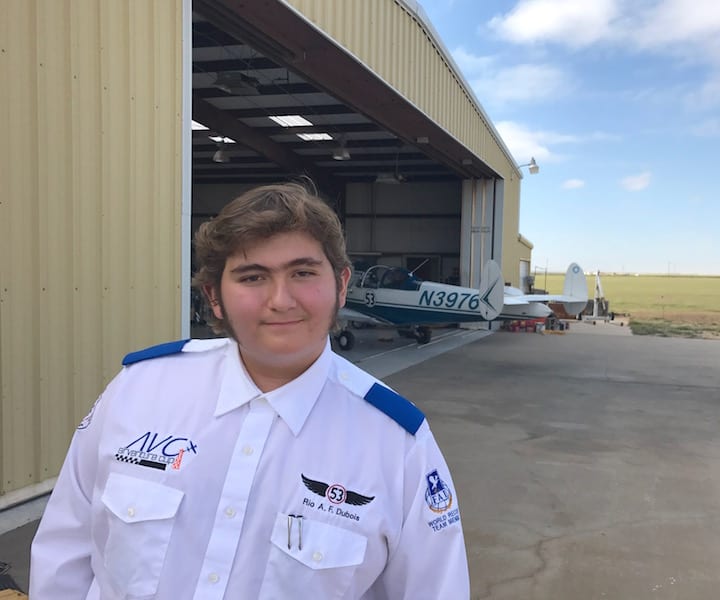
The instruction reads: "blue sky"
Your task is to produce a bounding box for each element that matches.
[419,0,720,275]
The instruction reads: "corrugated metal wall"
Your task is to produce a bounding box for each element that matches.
[0,0,183,501]
[502,175,523,285]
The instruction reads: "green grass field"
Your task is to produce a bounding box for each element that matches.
[542,273,720,339]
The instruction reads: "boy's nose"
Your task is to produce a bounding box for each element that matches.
[268,279,297,310]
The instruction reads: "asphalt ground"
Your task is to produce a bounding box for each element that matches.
[2,320,720,599]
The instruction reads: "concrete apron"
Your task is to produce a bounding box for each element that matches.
[384,326,720,599]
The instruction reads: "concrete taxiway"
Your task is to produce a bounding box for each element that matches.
[2,321,719,599]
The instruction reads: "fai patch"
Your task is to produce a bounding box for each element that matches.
[425,469,453,513]
[301,474,374,506]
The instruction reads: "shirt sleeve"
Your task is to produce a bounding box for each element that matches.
[30,373,118,599]
[377,421,470,599]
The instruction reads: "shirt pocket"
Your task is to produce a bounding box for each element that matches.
[101,472,184,598]
[258,512,368,599]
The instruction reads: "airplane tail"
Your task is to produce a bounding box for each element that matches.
[561,263,589,315]
[477,260,504,321]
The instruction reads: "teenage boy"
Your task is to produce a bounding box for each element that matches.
[31,182,470,599]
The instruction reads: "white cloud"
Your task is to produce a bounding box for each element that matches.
[562,179,586,189]
[635,0,720,50]
[452,47,495,75]
[473,63,572,103]
[485,1,720,118]
[495,121,554,164]
[684,74,720,111]
[691,118,720,137]
[495,121,617,164]
[487,0,720,68]
[451,47,572,105]
[620,171,651,191]
[488,0,619,48]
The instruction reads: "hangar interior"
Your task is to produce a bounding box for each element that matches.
[190,1,515,291]
[0,0,529,506]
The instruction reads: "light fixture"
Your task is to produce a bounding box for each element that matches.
[269,115,313,127]
[332,134,351,161]
[213,72,260,96]
[209,135,236,144]
[375,145,407,184]
[375,172,405,184]
[518,157,540,174]
[332,147,351,161]
[297,132,333,141]
[212,142,230,163]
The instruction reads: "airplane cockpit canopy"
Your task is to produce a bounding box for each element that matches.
[356,265,422,291]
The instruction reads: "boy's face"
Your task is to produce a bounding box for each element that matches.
[206,231,350,385]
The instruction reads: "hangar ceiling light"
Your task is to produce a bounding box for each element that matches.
[212,142,231,163]
[209,135,236,144]
[332,134,351,161]
[297,133,333,141]
[213,71,260,95]
[269,115,313,127]
[332,147,351,161]
[375,172,405,184]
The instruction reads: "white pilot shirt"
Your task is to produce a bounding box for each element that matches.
[31,338,469,599]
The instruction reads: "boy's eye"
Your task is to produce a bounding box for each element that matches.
[238,274,263,283]
[295,270,316,278]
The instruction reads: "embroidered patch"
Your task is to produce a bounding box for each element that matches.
[77,396,101,430]
[301,474,374,506]
[114,431,198,471]
[424,469,453,513]
[115,452,168,471]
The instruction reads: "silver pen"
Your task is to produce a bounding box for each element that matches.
[287,514,304,550]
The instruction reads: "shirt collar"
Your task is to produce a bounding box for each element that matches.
[214,339,332,437]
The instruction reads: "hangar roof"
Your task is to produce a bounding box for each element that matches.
[192,0,518,194]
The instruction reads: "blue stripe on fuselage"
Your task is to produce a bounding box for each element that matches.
[345,300,490,325]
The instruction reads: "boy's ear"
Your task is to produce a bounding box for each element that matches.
[203,285,223,318]
[337,266,352,307]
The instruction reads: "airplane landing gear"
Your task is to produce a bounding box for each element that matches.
[335,330,355,351]
[398,326,432,344]
[414,326,432,345]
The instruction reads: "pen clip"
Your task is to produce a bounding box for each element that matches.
[287,514,304,551]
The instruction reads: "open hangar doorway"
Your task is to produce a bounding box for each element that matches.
[188,2,505,332]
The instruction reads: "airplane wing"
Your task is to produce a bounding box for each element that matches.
[509,263,588,316]
[502,295,531,307]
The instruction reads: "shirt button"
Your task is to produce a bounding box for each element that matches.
[225,507,236,518]
[312,551,323,563]
[340,372,349,380]
[242,445,254,456]
[127,507,135,518]
[208,573,220,584]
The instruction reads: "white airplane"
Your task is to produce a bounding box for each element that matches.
[335,261,587,350]
[501,263,588,320]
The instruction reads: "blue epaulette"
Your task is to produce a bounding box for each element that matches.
[122,339,190,366]
[363,383,425,435]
